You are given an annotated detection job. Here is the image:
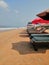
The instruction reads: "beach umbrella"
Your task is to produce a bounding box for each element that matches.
[32,9,49,24]
[32,18,49,24]
[36,9,49,20]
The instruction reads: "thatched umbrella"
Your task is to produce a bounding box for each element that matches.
[36,9,49,20]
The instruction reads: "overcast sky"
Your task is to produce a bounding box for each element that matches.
[0,0,49,27]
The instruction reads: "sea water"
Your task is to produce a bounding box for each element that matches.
[0,26,26,32]
[0,28,17,32]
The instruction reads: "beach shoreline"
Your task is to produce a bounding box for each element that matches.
[0,27,27,32]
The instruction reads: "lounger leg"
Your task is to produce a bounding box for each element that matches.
[30,40,38,51]
[33,44,38,51]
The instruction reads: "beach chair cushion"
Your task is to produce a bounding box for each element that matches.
[30,34,49,39]
[32,36,49,43]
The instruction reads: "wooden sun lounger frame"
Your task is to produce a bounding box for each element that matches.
[27,26,46,36]
[30,34,49,51]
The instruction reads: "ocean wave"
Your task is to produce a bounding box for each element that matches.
[0,27,26,31]
[0,28,17,31]
[0,27,26,32]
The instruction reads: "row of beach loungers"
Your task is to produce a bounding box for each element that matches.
[27,22,49,51]
[27,9,49,51]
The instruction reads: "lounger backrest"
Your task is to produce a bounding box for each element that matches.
[39,27,46,33]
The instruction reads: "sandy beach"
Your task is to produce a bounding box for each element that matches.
[0,28,49,65]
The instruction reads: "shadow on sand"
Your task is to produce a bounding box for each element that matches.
[12,41,49,55]
[19,34,29,37]
[19,29,28,34]
[19,30,29,37]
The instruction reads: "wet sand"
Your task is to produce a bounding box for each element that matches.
[0,28,49,65]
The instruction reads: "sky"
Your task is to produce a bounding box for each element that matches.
[0,0,49,27]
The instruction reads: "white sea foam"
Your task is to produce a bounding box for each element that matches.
[0,27,26,31]
[0,28,17,31]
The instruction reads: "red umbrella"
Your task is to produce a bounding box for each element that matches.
[32,18,49,24]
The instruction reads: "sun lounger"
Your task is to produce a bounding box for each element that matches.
[27,23,36,34]
[28,27,46,36]
[30,34,49,51]
[40,24,49,29]
[30,34,49,39]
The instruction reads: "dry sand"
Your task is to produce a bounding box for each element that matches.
[0,28,49,65]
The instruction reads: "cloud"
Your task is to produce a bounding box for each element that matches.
[0,0,9,11]
[14,10,19,14]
